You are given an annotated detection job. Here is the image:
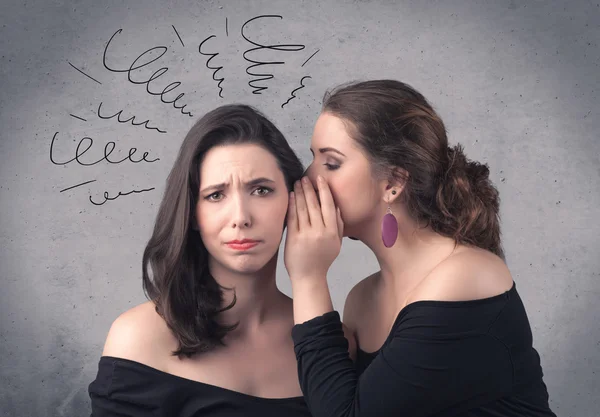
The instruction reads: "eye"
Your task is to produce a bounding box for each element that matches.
[252,186,273,196]
[324,163,340,171]
[205,191,223,202]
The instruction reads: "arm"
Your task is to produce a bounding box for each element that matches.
[292,310,512,417]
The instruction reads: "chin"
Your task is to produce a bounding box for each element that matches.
[230,253,277,274]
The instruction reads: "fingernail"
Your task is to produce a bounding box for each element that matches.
[317,175,323,183]
[302,176,309,184]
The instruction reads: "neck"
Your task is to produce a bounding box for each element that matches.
[209,253,285,336]
[353,204,456,294]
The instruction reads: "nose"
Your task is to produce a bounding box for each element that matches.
[230,195,252,229]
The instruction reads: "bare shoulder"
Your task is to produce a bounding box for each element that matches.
[342,272,379,360]
[102,301,174,368]
[410,246,513,303]
[342,271,379,326]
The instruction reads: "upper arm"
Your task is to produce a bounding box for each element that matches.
[102,302,169,366]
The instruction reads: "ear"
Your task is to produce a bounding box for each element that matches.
[382,167,408,204]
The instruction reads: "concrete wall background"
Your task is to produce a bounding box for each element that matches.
[1,0,598,415]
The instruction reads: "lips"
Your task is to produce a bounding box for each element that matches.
[225,239,260,251]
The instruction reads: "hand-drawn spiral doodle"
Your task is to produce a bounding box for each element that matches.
[199,35,226,98]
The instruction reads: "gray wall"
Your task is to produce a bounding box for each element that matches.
[1,0,598,415]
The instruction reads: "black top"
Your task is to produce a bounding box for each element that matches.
[292,282,557,417]
[354,348,377,376]
[88,356,311,417]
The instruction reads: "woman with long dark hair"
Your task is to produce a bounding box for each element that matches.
[284,80,557,417]
[89,104,313,417]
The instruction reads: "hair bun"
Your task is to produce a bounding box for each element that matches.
[436,144,503,258]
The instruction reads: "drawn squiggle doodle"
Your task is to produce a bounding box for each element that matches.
[50,132,159,166]
[102,29,193,117]
[89,187,155,206]
[97,102,166,133]
[199,35,225,98]
[281,76,312,109]
[241,15,306,94]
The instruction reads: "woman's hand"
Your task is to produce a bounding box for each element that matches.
[284,175,344,283]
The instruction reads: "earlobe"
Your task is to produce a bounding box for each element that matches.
[385,167,408,203]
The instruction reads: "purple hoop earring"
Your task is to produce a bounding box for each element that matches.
[381,191,398,248]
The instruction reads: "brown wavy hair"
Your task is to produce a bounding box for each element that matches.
[322,80,504,259]
[142,104,304,358]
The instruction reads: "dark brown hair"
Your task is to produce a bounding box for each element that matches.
[322,80,504,259]
[142,104,304,358]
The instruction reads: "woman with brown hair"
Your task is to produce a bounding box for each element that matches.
[284,80,557,416]
[88,104,313,416]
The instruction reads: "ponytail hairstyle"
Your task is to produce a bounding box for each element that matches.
[142,104,304,358]
[322,80,504,259]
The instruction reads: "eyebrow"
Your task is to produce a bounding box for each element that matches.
[310,147,346,157]
[200,177,276,194]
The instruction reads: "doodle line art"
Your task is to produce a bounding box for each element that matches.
[281,76,312,108]
[68,62,102,85]
[89,187,156,206]
[50,132,159,167]
[97,102,167,133]
[102,29,193,117]
[241,15,306,94]
[58,17,322,206]
[172,25,185,47]
[60,180,97,193]
[70,114,87,122]
[302,49,320,67]
[199,35,225,98]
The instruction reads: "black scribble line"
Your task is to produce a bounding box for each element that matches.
[172,25,184,47]
[70,114,87,122]
[103,29,193,117]
[97,102,167,133]
[199,35,225,98]
[241,15,306,95]
[68,62,102,85]
[301,49,320,67]
[89,187,156,206]
[281,76,311,108]
[226,18,229,36]
[60,179,97,193]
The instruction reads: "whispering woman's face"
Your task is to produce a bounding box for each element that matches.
[195,143,289,275]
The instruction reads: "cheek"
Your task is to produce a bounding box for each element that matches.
[328,175,375,223]
[196,204,221,243]
[261,196,288,228]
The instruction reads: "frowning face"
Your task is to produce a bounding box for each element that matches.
[196,143,289,275]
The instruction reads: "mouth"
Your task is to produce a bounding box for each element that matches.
[224,239,261,251]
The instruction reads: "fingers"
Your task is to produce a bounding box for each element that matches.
[336,207,344,240]
[294,180,310,230]
[301,177,324,227]
[287,191,298,232]
[316,176,338,229]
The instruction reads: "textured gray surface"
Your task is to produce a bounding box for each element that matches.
[1,0,599,416]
